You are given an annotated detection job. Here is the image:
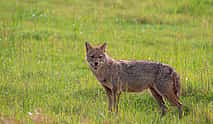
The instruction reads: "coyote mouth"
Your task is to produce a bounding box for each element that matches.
[90,64,98,70]
[93,67,98,70]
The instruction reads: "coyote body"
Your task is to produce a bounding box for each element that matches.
[85,42,182,118]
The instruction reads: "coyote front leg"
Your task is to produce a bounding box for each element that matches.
[104,87,113,111]
[113,89,121,112]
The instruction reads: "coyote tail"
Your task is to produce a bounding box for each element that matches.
[172,71,181,98]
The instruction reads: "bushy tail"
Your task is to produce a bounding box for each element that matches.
[172,71,181,98]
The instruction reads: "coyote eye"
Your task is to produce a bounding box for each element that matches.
[90,55,95,58]
[98,55,103,58]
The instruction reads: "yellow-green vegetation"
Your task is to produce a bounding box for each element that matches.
[0,0,213,123]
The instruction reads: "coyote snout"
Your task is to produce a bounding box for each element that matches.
[85,42,183,118]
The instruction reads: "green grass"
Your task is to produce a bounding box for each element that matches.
[0,0,213,123]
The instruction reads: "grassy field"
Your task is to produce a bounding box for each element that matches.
[0,0,213,123]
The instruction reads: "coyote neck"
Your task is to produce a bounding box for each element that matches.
[105,54,116,66]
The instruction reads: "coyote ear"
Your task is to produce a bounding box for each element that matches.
[100,42,107,52]
[85,41,93,52]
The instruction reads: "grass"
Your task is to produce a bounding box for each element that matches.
[0,0,213,123]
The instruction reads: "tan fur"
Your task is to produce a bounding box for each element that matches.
[85,42,183,118]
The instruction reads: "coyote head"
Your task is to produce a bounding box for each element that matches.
[85,42,107,71]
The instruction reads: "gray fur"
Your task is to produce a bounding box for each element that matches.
[85,42,183,118]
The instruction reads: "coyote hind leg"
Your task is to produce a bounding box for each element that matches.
[150,87,167,117]
[166,92,183,119]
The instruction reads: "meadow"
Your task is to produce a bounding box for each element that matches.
[0,0,213,123]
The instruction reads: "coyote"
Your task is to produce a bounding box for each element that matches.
[85,42,183,118]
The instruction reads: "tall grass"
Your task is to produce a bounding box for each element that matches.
[0,0,212,123]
